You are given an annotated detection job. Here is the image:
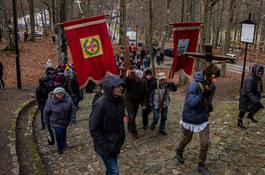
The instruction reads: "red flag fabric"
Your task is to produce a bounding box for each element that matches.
[170,22,201,77]
[63,15,118,89]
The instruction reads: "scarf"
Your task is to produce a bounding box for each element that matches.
[251,72,263,92]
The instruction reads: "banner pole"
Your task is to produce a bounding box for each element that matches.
[56,14,110,26]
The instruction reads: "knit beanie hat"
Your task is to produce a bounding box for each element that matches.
[145,69,152,75]
[61,64,65,67]
[55,75,62,82]
[53,87,65,94]
[65,66,70,71]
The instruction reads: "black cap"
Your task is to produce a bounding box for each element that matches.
[145,69,152,75]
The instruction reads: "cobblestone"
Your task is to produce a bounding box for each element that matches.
[34,88,265,174]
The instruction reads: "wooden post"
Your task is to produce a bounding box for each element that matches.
[124,36,131,72]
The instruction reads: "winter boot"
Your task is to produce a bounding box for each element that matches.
[175,147,184,163]
[247,113,258,122]
[237,119,245,128]
[197,163,211,175]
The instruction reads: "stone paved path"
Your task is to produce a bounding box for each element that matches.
[34,87,265,175]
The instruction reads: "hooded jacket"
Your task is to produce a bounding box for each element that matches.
[69,73,79,95]
[89,74,126,156]
[47,70,58,88]
[182,70,216,125]
[36,77,50,111]
[43,91,76,129]
[239,64,264,113]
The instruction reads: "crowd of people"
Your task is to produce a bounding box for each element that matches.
[36,59,83,154]
[115,44,169,73]
[35,54,264,175]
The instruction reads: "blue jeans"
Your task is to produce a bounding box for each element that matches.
[53,127,67,150]
[127,108,138,136]
[101,154,119,175]
[152,107,168,131]
[0,75,4,88]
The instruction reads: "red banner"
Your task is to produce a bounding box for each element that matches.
[170,22,201,77]
[63,15,118,88]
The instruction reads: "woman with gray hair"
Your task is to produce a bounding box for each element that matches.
[43,87,76,154]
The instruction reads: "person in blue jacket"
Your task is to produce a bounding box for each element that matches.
[175,65,220,175]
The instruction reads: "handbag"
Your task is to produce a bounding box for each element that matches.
[47,126,55,145]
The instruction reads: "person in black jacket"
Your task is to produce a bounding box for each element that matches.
[238,64,264,128]
[52,75,71,95]
[0,62,5,88]
[89,74,125,175]
[69,71,81,110]
[92,82,103,107]
[36,77,50,129]
[142,69,156,130]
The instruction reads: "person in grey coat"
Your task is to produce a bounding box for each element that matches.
[43,87,76,154]
[238,64,264,128]
[89,74,125,175]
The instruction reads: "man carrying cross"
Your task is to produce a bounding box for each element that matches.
[175,64,220,175]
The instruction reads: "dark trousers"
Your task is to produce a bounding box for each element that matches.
[142,106,152,126]
[0,75,4,88]
[127,108,138,136]
[100,154,119,175]
[71,90,81,107]
[40,110,45,127]
[53,127,67,150]
[238,111,253,119]
[178,125,209,164]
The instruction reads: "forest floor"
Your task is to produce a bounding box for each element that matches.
[0,36,264,174]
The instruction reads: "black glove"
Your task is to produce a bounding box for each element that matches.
[208,105,213,112]
[202,90,212,98]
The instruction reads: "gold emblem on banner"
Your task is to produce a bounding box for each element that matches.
[80,35,103,59]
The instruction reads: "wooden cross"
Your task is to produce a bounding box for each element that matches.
[185,44,234,90]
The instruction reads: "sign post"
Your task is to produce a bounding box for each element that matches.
[240,13,257,89]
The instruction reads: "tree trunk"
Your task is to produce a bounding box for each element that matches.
[118,0,126,48]
[40,7,47,36]
[122,0,126,48]
[149,0,155,77]
[86,0,91,17]
[0,0,12,51]
[179,0,196,86]
[54,0,70,65]
[221,0,235,77]
[180,0,185,22]
[28,0,35,41]
[21,0,29,35]
[50,0,55,31]
[160,0,171,53]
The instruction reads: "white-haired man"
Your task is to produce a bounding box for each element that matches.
[123,70,148,140]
